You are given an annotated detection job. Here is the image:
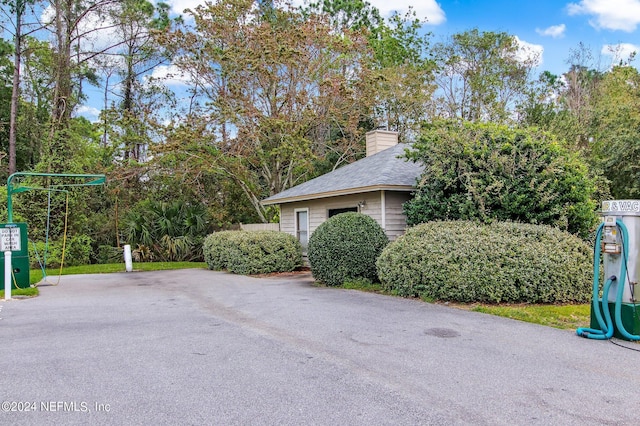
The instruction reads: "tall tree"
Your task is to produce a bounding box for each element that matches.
[590,65,640,198]
[368,9,435,139]
[163,0,375,222]
[44,0,118,172]
[557,45,603,150]
[0,38,15,172]
[432,29,538,123]
[303,0,384,33]
[103,0,178,161]
[1,0,42,176]
[518,43,604,153]
[304,1,435,140]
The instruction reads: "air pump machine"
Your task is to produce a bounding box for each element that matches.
[577,200,640,340]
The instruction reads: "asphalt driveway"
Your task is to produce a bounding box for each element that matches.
[1,269,639,425]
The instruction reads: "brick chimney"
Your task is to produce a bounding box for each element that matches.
[366,129,399,157]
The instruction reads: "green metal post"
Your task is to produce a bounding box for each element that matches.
[6,172,106,223]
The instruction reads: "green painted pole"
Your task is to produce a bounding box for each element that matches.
[6,172,106,223]
[7,175,13,223]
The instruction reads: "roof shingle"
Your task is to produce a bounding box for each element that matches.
[262,143,423,205]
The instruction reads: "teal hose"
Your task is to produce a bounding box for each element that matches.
[576,277,615,339]
[577,223,611,339]
[589,224,606,330]
[613,219,640,341]
[577,219,640,340]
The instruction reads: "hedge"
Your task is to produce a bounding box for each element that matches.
[376,220,593,303]
[203,230,303,275]
[403,121,597,239]
[308,212,389,286]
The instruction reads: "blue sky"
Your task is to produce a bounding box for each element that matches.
[423,0,640,74]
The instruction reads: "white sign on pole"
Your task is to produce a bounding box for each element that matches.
[0,227,21,251]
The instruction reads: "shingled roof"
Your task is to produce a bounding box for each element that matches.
[261,143,424,205]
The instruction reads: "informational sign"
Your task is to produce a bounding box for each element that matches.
[0,227,21,251]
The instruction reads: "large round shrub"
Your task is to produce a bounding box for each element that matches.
[376,221,593,303]
[203,230,303,275]
[203,231,236,271]
[403,121,598,239]
[308,212,389,286]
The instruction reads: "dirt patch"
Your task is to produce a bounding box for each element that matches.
[251,267,311,279]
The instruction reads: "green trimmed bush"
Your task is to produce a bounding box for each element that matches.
[203,231,235,271]
[376,221,593,303]
[403,121,597,239]
[203,230,303,275]
[308,212,389,286]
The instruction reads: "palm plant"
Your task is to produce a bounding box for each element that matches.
[123,200,211,261]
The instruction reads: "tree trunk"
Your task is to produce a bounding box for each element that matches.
[8,1,22,176]
[49,0,73,139]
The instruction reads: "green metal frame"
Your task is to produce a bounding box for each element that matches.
[7,172,106,222]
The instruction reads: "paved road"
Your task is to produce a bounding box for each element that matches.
[1,269,639,425]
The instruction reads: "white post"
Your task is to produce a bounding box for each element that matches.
[380,190,386,231]
[4,251,11,300]
[123,244,133,272]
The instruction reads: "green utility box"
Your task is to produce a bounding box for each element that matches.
[0,223,30,289]
[590,302,640,340]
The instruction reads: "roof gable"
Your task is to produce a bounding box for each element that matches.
[262,143,423,205]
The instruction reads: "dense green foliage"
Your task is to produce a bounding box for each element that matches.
[376,221,593,303]
[308,212,388,286]
[404,121,597,238]
[94,245,124,264]
[1,1,639,273]
[203,231,303,275]
[590,66,640,199]
[123,199,211,262]
[29,234,93,268]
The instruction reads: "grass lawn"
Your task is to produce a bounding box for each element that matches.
[0,262,207,299]
[29,261,207,285]
[457,303,591,330]
[339,279,591,331]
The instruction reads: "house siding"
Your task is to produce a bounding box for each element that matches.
[384,191,413,240]
[279,191,410,242]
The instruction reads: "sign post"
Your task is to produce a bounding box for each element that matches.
[1,225,20,300]
[4,251,11,300]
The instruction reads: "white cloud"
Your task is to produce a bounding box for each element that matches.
[567,0,640,32]
[148,64,191,86]
[369,0,445,24]
[514,36,544,67]
[75,105,101,121]
[169,0,446,24]
[41,4,124,58]
[536,24,566,38]
[601,43,639,63]
[167,0,203,16]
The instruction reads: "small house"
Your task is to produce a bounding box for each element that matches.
[261,130,424,247]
